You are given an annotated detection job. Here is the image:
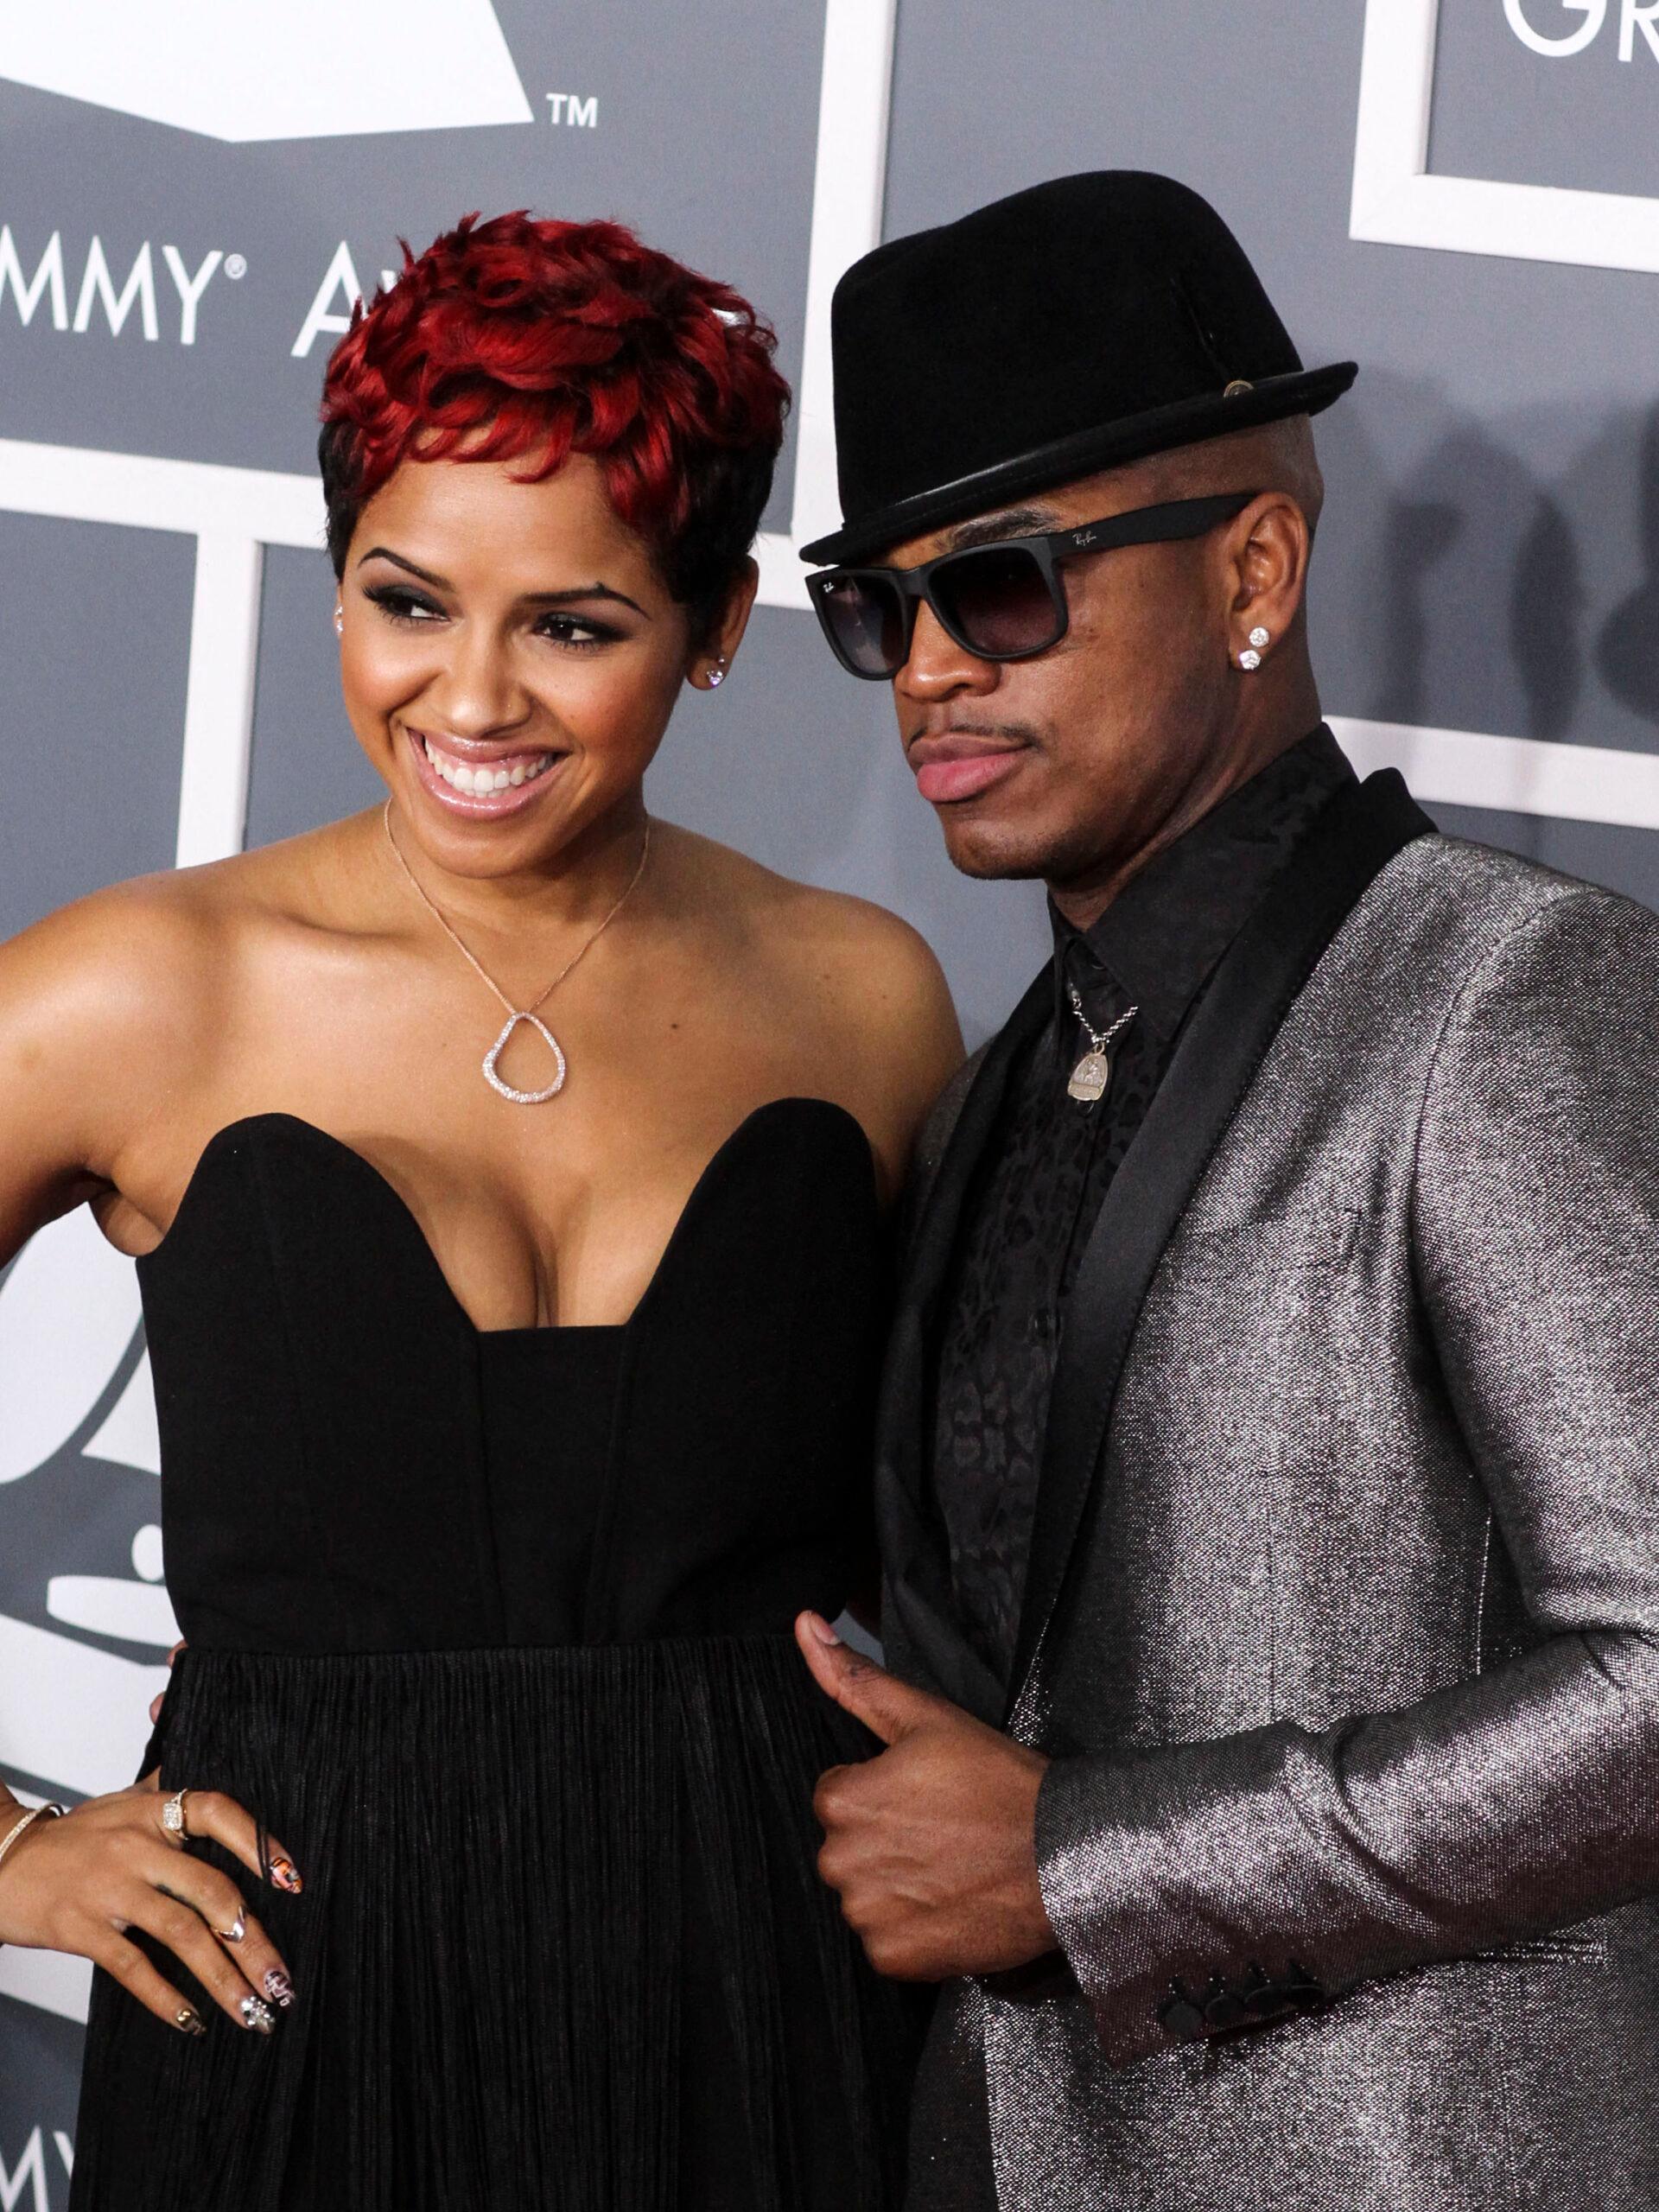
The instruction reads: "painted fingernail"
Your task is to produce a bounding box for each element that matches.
[264,1968,295,2010]
[239,1994,276,2035]
[268,1857,302,1895]
[175,2005,207,2037]
[807,1612,842,1647]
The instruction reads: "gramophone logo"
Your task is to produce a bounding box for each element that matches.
[0,1213,174,2026]
[0,0,532,140]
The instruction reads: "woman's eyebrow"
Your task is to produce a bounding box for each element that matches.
[518,584,649,617]
[356,546,448,586]
[354,547,646,618]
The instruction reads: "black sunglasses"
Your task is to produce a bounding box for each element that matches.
[805,491,1259,680]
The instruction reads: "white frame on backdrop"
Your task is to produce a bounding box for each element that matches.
[1351,0,1659,275]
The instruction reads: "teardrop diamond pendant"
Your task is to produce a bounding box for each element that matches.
[1067,1050,1113,1103]
[381,802,653,1111]
[482,1013,568,1105]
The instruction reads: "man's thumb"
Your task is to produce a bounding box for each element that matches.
[793,1611,934,1746]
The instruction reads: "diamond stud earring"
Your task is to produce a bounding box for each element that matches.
[1238,625,1269,671]
[334,604,344,637]
[707,658,727,688]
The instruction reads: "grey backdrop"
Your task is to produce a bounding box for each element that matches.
[3,0,1658,2185]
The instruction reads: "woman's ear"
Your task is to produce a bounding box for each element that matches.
[687,557,760,690]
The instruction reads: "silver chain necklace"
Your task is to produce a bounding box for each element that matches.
[1065,982,1139,1103]
[382,800,652,1104]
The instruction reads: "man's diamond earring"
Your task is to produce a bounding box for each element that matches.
[708,657,727,688]
[334,604,344,637]
[1238,625,1269,671]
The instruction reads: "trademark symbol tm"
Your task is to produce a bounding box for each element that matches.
[546,92,598,127]
[225,254,247,280]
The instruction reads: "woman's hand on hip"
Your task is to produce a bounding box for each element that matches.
[0,1777,300,2036]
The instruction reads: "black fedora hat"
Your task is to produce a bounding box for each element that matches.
[800,171,1356,568]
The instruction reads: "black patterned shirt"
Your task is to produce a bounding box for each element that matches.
[931,727,1357,1681]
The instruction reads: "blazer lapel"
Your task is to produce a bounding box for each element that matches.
[876,965,1051,1718]
[1006,769,1434,1713]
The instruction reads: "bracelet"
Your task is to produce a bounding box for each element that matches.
[0,1802,67,1879]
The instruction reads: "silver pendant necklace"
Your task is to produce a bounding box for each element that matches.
[1065,983,1138,1103]
[382,800,652,1104]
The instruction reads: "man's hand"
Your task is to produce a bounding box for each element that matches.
[794,1610,1055,1980]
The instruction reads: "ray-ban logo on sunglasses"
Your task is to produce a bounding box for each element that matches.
[1071,529,1097,547]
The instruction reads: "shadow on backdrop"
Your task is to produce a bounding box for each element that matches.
[1597,400,1659,728]
[1512,491,1586,743]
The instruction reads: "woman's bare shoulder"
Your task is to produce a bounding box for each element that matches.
[671,824,947,982]
[0,874,221,1249]
[0,823,360,1174]
[3,865,224,1011]
[2,826,341,1004]
[668,825,966,1113]
[2,872,230,1137]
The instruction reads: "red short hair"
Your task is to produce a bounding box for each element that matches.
[318,211,790,630]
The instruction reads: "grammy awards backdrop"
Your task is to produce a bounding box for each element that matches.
[3,0,1658,2181]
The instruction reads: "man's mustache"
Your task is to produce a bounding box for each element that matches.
[902,719,1046,752]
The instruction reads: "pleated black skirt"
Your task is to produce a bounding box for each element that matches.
[70,1638,920,2211]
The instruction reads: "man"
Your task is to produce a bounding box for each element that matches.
[791,171,1659,2209]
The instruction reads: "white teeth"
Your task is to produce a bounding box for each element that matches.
[422,743,559,804]
[420,734,555,797]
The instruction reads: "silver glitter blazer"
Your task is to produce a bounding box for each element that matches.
[881,773,1659,2210]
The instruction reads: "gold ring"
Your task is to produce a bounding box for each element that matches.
[160,1789,190,1840]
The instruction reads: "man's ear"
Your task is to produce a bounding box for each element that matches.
[1225,492,1313,659]
[687,556,760,690]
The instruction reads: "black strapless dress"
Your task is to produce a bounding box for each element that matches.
[69,1102,918,2211]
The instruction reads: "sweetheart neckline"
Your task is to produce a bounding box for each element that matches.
[136,1100,875,1338]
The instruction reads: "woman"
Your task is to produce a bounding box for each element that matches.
[0,212,962,2209]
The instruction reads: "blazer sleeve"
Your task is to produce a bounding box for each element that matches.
[1032,886,1659,2069]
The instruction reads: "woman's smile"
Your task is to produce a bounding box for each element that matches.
[405,723,569,818]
